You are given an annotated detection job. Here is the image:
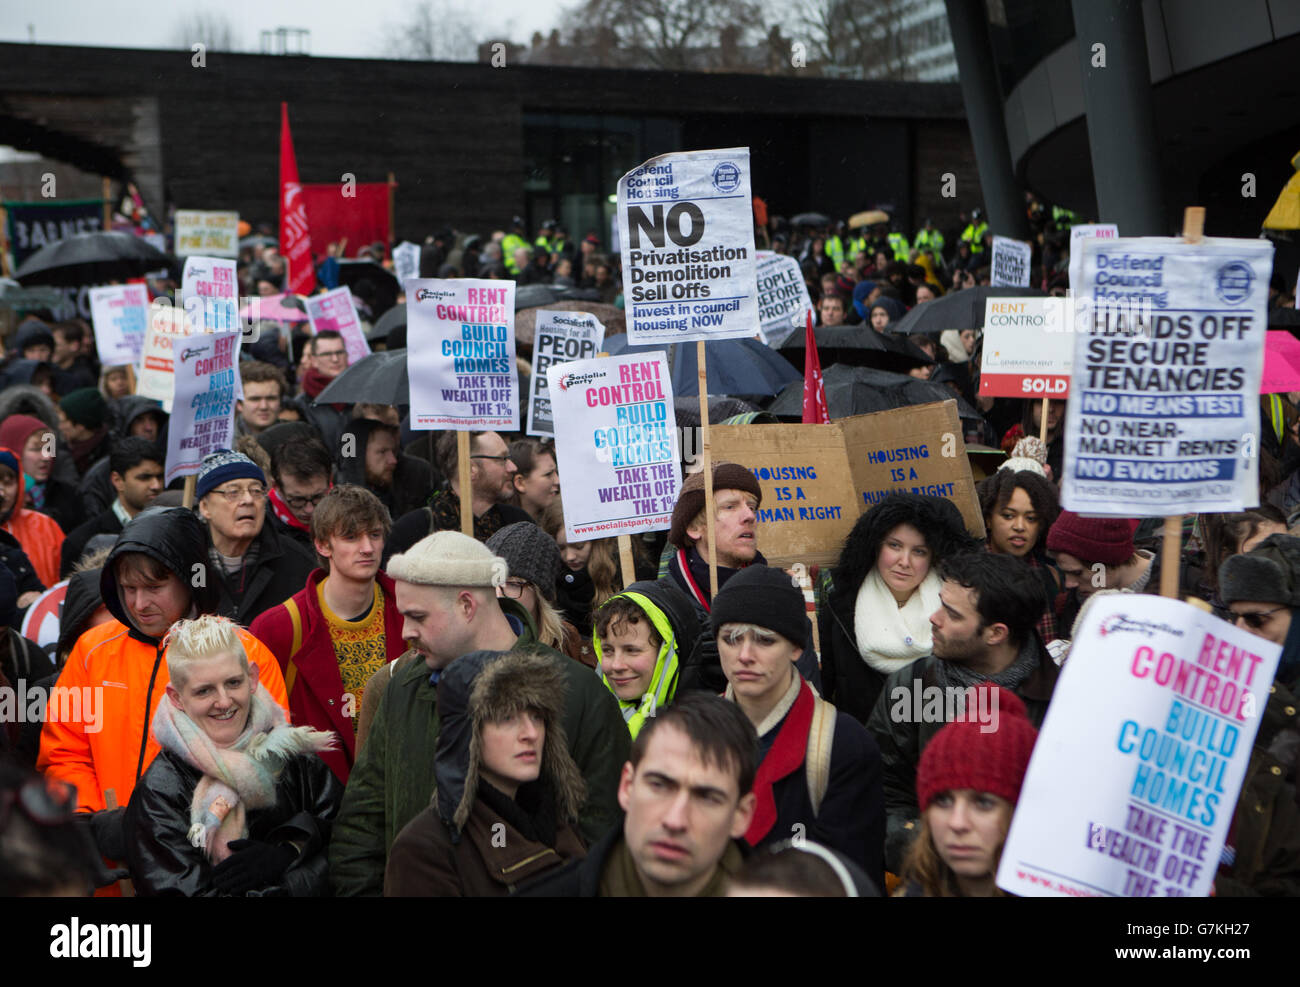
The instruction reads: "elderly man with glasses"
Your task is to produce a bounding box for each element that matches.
[196,449,318,625]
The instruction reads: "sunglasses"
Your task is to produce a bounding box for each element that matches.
[1230,606,1287,630]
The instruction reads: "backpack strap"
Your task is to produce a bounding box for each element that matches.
[805,696,837,817]
[283,596,304,697]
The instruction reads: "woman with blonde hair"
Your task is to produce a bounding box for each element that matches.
[898,684,1037,897]
[541,497,623,639]
[485,522,592,667]
[123,614,342,896]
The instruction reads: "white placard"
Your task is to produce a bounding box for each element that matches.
[1067,223,1119,301]
[165,331,240,484]
[548,352,680,541]
[174,210,239,258]
[998,594,1279,897]
[527,310,605,437]
[306,286,370,365]
[89,284,149,366]
[755,250,814,345]
[990,235,1032,287]
[1062,236,1273,516]
[979,297,1072,398]
[135,301,196,412]
[618,147,758,344]
[393,241,421,289]
[406,278,518,430]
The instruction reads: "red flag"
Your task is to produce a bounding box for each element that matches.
[279,103,316,296]
[802,310,829,424]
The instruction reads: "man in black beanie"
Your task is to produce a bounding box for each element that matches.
[1214,535,1300,895]
[711,564,885,890]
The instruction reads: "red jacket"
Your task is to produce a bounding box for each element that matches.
[250,569,405,782]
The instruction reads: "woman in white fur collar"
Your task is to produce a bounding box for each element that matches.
[819,494,978,724]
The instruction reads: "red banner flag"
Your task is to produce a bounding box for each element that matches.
[279,103,316,296]
[301,183,391,260]
[802,310,829,424]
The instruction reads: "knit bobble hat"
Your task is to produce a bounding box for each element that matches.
[486,522,562,604]
[59,387,109,430]
[1219,533,1300,607]
[668,461,763,550]
[998,436,1048,478]
[709,563,806,647]
[195,449,266,500]
[1045,510,1134,567]
[915,685,1038,811]
[387,530,507,589]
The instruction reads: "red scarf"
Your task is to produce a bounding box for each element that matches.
[744,681,814,846]
[268,486,311,532]
[301,366,342,403]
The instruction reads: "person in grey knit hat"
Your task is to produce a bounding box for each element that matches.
[329,529,630,896]
[485,522,588,664]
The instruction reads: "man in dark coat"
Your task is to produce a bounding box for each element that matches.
[60,438,164,577]
[866,551,1058,874]
[77,397,169,519]
[712,565,884,890]
[337,417,431,522]
[1045,511,1160,637]
[329,531,629,896]
[194,450,316,625]
[518,693,756,897]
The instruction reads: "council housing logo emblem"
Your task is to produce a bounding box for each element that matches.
[711,161,741,193]
[1213,262,1253,304]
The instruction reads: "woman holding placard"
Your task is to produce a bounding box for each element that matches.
[896,684,1037,897]
[819,494,978,724]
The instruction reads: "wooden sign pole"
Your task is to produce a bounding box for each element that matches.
[182,475,196,510]
[697,340,718,599]
[458,431,473,536]
[1039,397,1050,444]
[102,177,112,230]
[1160,206,1205,599]
[103,788,134,897]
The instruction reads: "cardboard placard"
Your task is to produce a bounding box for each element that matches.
[711,400,984,568]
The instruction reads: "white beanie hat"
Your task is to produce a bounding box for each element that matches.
[998,436,1048,478]
[387,531,507,588]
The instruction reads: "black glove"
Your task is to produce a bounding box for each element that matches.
[211,839,297,895]
[87,806,128,861]
[72,814,130,889]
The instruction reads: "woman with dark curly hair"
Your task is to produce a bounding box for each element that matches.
[977,468,1063,641]
[819,494,978,723]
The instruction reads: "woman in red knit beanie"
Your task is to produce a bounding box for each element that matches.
[898,683,1037,897]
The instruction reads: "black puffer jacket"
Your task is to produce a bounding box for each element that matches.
[124,747,342,896]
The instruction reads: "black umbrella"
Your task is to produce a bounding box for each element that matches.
[790,212,832,229]
[370,303,406,342]
[313,348,408,406]
[672,396,760,428]
[515,284,562,310]
[767,364,982,421]
[14,231,173,286]
[888,285,1047,335]
[778,325,931,375]
[336,259,401,317]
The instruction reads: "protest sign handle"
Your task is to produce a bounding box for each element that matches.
[1039,397,1049,444]
[182,475,196,510]
[1159,207,1206,600]
[697,340,718,599]
[387,173,397,258]
[101,177,112,230]
[618,536,636,591]
[458,431,473,537]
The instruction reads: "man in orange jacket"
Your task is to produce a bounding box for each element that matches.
[37,506,289,893]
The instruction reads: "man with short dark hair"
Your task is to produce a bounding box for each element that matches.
[866,551,1058,873]
[236,361,287,437]
[520,692,757,897]
[337,418,431,521]
[268,436,334,550]
[386,430,531,555]
[60,438,164,577]
[250,485,404,783]
[302,330,354,453]
[50,322,97,393]
[818,293,846,328]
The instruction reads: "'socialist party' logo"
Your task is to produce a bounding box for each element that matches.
[415,288,455,302]
[557,370,607,391]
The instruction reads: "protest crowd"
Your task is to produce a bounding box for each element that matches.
[3,170,1300,904]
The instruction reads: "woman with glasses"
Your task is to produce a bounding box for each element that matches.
[485,523,591,667]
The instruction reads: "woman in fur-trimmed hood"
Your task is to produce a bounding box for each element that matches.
[384,649,588,896]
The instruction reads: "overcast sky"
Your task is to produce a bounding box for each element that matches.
[0,0,567,57]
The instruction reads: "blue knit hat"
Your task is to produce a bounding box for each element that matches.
[196,449,265,500]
